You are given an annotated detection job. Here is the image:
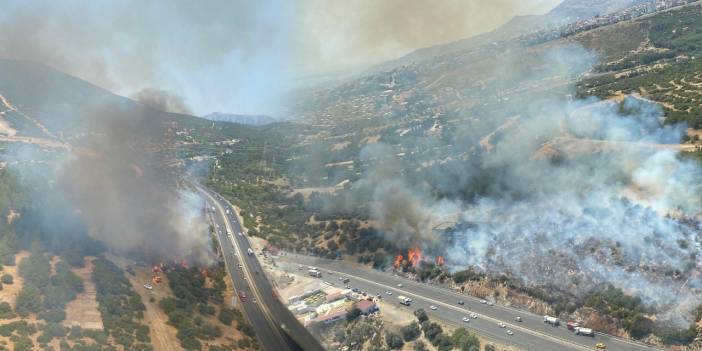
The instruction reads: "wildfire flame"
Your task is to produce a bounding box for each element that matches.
[436,256,445,266]
[393,254,404,268]
[407,247,423,267]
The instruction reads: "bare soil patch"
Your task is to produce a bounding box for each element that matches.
[63,257,104,330]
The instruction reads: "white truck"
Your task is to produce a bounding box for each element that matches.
[308,269,322,278]
[574,327,595,337]
[543,315,560,326]
[397,295,411,306]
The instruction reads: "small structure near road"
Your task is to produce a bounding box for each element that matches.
[355,300,379,315]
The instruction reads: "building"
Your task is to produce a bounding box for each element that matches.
[355,300,379,315]
[314,309,347,325]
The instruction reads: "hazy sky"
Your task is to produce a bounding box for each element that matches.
[0,0,561,116]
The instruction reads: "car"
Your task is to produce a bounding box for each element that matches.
[595,342,606,349]
[253,298,257,304]
[470,313,478,319]
[397,283,403,287]
[298,265,303,270]
[462,317,470,322]
[480,300,487,304]
[352,288,360,293]
[429,305,437,310]
[506,330,514,336]
[385,291,393,295]
[487,301,495,306]
[143,283,153,290]
[458,300,465,305]
[498,322,506,328]
[515,316,522,322]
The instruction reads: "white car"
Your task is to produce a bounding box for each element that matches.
[480,300,487,304]
[429,305,437,310]
[143,283,153,290]
[487,301,495,306]
[470,313,478,319]
[385,291,393,295]
[506,330,514,336]
[515,316,522,322]
[462,317,470,322]
[397,283,403,287]
[498,322,506,328]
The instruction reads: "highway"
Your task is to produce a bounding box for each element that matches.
[199,187,325,351]
[278,254,663,351]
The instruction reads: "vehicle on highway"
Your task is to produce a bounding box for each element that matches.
[342,278,350,284]
[143,283,153,290]
[462,317,470,322]
[457,300,464,305]
[480,299,487,304]
[566,321,579,330]
[308,269,322,278]
[574,327,595,337]
[470,313,478,319]
[398,295,411,306]
[253,298,257,304]
[429,305,437,310]
[515,316,522,322]
[238,291,247,302]
[397,283,403,287]
[487,301,494,306]
[595,342,607,349]
[237,264,242,269]
[238,232,243,236]
[298,264,303,270]
[544,315,560,326]
[352,288,360,293]
[247,248,254,255]
[385,291,392,295]
[506,330,514,336]
[498,322,506,328]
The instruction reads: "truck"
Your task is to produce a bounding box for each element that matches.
[398,295,411,306]
[247,248,254,255]
[574,327,595,337]
[308,269,322,278]
[543,315,560,326]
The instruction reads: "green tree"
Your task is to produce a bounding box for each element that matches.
[385,331,404,349]
[414,309,428,323]
[15,285,42,317]
[400,321,421,341]
[452,327,480,351]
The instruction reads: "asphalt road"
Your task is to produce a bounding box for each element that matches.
[278,254,663,351]
[199,187,324,351]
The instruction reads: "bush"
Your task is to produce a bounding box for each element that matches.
[1,274,13,284]
[414,309,428,323]
[0,301,16,319]
[400,321,421,341]
[218,307,236,325]
[452,328,480,351]
[15,285,42,317]
[385,332,404,349]
[413,341,428,351]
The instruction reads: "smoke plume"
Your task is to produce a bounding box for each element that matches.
[131,88,192,115]
[333,43,702,324]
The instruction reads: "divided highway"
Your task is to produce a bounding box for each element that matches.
[278,254,663,351]
[199,187,325,351]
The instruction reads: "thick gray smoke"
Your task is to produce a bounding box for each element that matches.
[343,43,702,324]
[131,88,192,115]
[2,99,213,264]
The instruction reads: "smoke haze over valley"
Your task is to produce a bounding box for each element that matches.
[2,1,702,349]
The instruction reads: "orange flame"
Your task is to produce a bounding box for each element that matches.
[436,256,445,266]
[393,254,404,268]
[407,247,423,267]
